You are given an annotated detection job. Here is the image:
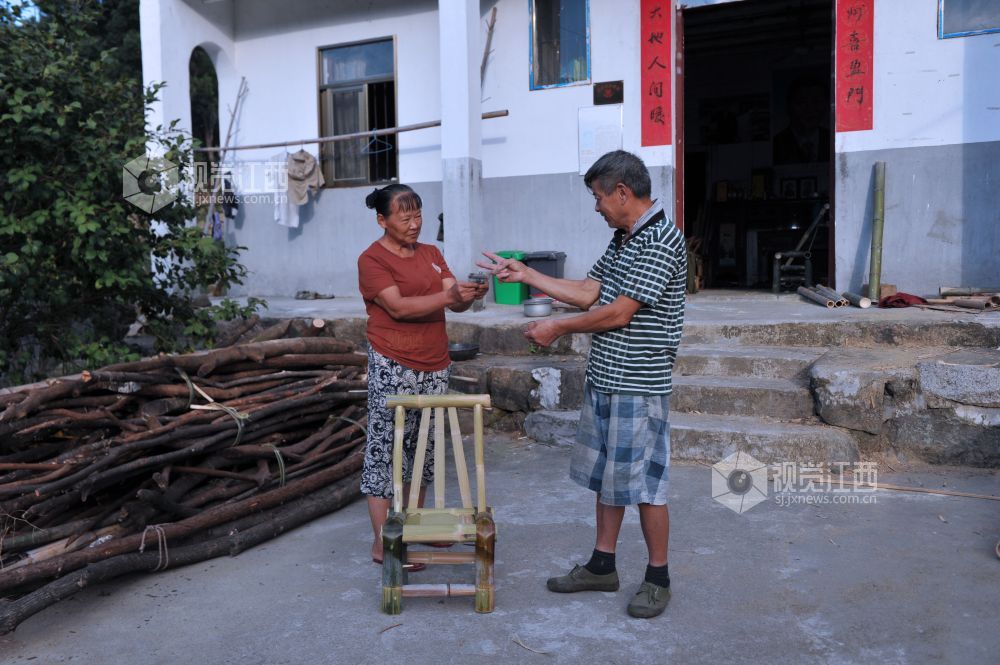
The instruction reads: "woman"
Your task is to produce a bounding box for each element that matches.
[357,184,486,566]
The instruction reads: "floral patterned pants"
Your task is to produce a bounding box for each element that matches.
[361,346,450,498]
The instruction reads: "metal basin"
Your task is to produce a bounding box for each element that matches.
[448,342,480,361]
[523,297,553,317]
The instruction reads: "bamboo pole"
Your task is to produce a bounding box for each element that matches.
[392,405,405,515]
[842,292,872,308]
[194,110,509,154]
[401,523,476,542]
[433,407,446,509]
[474,404,486,513]
[480,6,498,83]
[475,511,496,613]
[939,286,1000,297]
[797,286,834,308]
[407,408,432,510]
[448,407,474,509]
[953,299,993,310]
[400,583,476,598]
[813,285,847,307]
[386,394,491,409]
[406,551,476,565]
[867,161,886,302]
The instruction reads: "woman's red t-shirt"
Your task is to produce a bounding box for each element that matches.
[357,241,454,372]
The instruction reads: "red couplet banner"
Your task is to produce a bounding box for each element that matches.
[835,0,874,132]
[641,0,673,146]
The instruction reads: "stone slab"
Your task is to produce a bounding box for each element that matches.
[671,375,816,420]
[917,348,1000,408]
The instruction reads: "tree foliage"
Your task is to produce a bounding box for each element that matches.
[0,1,258,384]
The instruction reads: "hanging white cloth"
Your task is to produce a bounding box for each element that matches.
[270,151,300,228]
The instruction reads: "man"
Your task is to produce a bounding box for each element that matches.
[479,150,686,619]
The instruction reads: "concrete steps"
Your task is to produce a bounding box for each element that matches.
[452,347,820,420]
[671,375,816,420]
[464,342,866,464]
[675,345,824,380]
[524,410,859,464]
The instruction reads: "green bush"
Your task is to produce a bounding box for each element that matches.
[0,2,260,385]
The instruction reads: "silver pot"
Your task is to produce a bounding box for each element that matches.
[523,297,553,317]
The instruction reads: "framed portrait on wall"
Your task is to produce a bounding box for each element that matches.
[772,67,830,165]
[780,178,798,199]
[798,177,817,198]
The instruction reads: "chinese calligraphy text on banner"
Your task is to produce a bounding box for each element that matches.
[641,0,672,146]
[835,0,873,132]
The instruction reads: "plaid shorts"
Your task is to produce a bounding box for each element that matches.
[569,384,671,506]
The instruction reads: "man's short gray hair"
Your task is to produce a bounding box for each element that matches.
[584,150,652,199]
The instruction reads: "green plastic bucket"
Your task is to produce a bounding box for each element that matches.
[492,250,529,304]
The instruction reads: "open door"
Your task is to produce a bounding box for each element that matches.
[677,0,835,292]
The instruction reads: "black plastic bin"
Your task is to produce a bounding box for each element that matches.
[523,251,567,298]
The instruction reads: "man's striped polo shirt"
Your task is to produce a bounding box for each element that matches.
[585,200,687,395]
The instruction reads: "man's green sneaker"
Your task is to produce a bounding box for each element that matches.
[626,581,671,618]
[546,564,620,593]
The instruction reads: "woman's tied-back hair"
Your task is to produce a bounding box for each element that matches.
[583,150,652,199]
[365,184,423,217]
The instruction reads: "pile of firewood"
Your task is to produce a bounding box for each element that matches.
[0,322,367,634]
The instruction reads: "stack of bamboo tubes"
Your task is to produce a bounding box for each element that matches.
[925,287,1000,311]
[797,285,872,309]
[0,322,367,633]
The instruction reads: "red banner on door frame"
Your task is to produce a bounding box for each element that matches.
[641,0,673,146]
[835,0,874,132]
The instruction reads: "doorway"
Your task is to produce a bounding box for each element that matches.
[679,0,834,291]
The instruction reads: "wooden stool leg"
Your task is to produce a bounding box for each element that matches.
[381,511,405,614]
[474,511,496,613]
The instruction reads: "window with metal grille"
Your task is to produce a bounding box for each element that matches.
[530,0,590,90]
[319,38,397,186]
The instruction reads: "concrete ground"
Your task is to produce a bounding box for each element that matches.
[3,432,998,665]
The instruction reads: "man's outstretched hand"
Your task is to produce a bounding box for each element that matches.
[477,251,532,284]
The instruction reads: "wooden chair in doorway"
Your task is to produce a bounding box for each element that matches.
[380,393,495,614]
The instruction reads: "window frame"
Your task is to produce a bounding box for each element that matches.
[528,0,592,91]
[315,35,399,188]
[938,0,1000,39]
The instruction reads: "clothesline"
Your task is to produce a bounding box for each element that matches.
[194,109,509,154]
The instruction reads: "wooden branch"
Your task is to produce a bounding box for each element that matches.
[0,474,361,634]
[0,450,364,592]
[250,319,293,343]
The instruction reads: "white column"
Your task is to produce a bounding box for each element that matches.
[139,0,166,155]
[438,0,483,279]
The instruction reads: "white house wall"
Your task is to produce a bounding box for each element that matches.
[141,0,677,296]
[834,0,1000,294]
[140,0,237,153]
[475,0,674,286]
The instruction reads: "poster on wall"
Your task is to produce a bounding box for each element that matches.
[579,105,624,175]
[835,0,874,132]
[641,0,673,146]
[772,67,831,165]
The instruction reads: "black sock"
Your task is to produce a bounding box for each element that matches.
[584,549,616,575]
[645,563,670,588]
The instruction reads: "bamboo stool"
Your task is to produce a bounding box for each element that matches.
[380,394,495,614]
